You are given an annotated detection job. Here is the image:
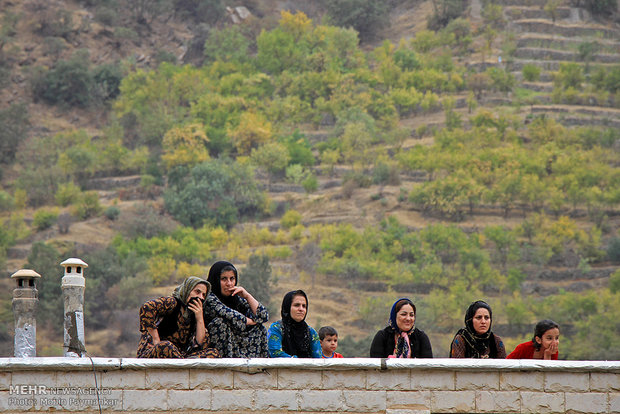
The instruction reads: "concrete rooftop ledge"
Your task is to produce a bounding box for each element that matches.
[1,357,619,372]
[1,357,620,413]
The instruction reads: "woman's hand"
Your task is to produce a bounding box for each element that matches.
[229,286,249,299]
[246,317,256,326]
[230,286,261,317]
[188,298,204,320]
[147,327,160,347]
[543,341,558,360]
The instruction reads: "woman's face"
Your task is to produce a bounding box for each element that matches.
[536,327,560,350]
[219,270,236,297]
[188,283,207,301]
[396,303,415,332]
[472,307,491,335]
[290,295,307,322]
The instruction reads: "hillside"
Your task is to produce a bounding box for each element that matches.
[1,0,619,359]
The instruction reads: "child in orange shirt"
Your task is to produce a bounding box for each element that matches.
[319,326,343,358]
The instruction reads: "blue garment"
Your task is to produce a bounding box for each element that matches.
[267,320,322,358]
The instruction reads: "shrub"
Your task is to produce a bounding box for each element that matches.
[31,50,94,107]
[33,209,58,231]
[610,270,620,294]
[104,206,120,221]
[0,103,29,164]
[0,191,14,211]
[324,0,389,41]
[280,209,302,229]
[73,191,102,220]
[302,174,319,193]
[608,237,620,263]
[55,182,81,207]
[522,64,541,82]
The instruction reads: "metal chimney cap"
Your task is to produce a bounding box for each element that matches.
[60,258,89,268]
[11,269,41,279]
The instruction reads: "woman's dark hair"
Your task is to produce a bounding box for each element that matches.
[532,319,559,350]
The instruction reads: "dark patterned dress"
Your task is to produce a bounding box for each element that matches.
[204,293,269,358]
[137,296,219,358]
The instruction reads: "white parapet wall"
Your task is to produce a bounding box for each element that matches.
[0,357,619,413]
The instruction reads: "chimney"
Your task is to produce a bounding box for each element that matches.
[11,269,41,358]
[60,258,88,357]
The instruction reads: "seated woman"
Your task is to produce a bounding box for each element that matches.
[507,319,560,360]
[450,300,506,359]
[203,260,269,358]
[267,289,321,358]
[137,276,219,358]
[369,298,433,358]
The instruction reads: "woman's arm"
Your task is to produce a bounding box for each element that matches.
[416,330,433,358]
[139,297,177,346]
[188,298,206,346]
[267,321,293,358]
[204,294,248,331]
[230,286,259,316]
[450,334,466,358]
[309,327,322,358]
[495,335,507,359]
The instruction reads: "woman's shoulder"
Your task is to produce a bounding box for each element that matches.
[413,327,429,337]
[268,320,283,331]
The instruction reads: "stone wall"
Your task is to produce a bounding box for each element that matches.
[0,358,619,413]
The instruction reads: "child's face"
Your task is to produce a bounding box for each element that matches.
[321,334,338,355]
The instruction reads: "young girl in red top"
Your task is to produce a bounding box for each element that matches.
[507,319,560,360]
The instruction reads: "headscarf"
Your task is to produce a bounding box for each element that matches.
[388,298,416,358]
[451,300,498,358]
[207,260,241,311]
[158,276,210,339]
[280,290,312,358]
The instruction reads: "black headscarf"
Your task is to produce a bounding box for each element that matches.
[207,260,242,311]
[450,300,498,358]
[280,290,312,358]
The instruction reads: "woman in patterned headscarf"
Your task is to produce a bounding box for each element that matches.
[369,298,433,358]
[450,300,506,359]
[137,276,219,358]
[267,290,321,358]
[203,260,269,358]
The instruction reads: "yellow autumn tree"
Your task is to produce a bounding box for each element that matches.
[161,123,210,169]
[229,112,273,155]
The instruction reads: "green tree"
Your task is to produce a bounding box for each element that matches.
[26,242,65,329]
[204,25,250,64]
[164,159,264,228]
[250,142,291,187]
[0,103,29,165]
[240,254,275,311]
[323,0,389,42]
[31,49,94,107]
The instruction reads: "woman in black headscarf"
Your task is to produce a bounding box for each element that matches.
[267,290,321,358]
[137,276,219,358]
[369,298,433,358]
[203,260,269,358]
[450,300,506,358]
